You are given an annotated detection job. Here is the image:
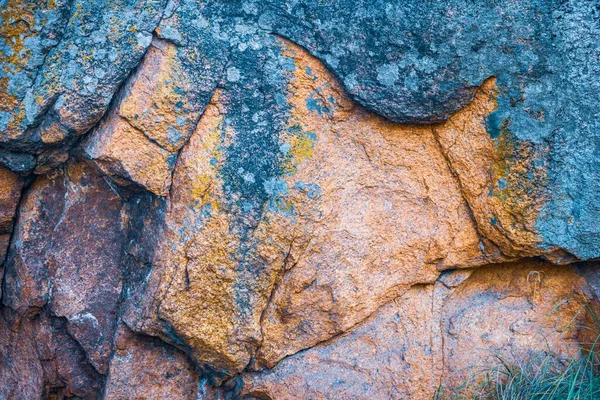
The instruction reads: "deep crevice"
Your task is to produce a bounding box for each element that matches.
[0,174,36,306]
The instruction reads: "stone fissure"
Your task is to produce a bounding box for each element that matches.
[0,175,30,305]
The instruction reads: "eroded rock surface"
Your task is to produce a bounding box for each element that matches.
[0,166,22,269]
[2,0,599,258]
[2,161,124,374]
[104,323,200,399]
[120,37,511,377]
[440,262,600,391]
[243,284,441,400]
[1,1,600,398]
[1,0,166,153]
[82,31,223,195]
[252,41,504,369]
[241,261,600,399]
[0,307,102,399]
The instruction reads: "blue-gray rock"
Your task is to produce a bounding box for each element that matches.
[1,0,167,153]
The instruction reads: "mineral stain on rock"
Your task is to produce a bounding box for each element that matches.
[1,0,600,398]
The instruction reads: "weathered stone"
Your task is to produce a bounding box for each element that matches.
[82,111,176,196]
[251,40,506,369]
[121,36,510,377]
[3,1,600,397]
[0,165,23,235]
[2,169,67,313]
[117,37,209,154]
[122,51,289,373]
[0,165,23,299]
[240,261,600,399]
[2,161,124,374]
[433,79,546,259]
[0,0,72,148]
[0,307,102,399]
[3,1,600,261]
[1,0,167,153]
[104,323,199,399]
[82,5,226,196]
[440,261,600,391]
[242,285,441,400]
[262,0,600,260]
[0,148,36,174]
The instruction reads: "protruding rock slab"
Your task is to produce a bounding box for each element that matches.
[83,113,175,196]
[434,79,547,258]
[83,32,223,196]
[2,169,67,313]
[81,37,185,196]
[2,161,124,374]
[252,40,510,369]
[118,38,205,153]
[104,323,199,399]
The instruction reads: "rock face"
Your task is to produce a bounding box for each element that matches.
[103,324,200,399]
[82,33,221,196]
[0,307,103,399]
[241,261,599,399]
[1,0,166,151]
[1,161,124,381]
[1,1,600,399]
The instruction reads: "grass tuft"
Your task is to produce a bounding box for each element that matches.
[435,304,600,400]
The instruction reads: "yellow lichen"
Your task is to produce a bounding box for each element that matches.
[0,0,59,137]
[280,125,316,174]
[491,120,547,234]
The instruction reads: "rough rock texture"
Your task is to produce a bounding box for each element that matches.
[252,41,506,369]
[433,79,546,259]
[104,323,200,399]
[119,38,509,376]
[0,307,102,399]
[241,261,600,399]
[2,161,124,374]
[0,166,22,266]
[243,284,442,399]
[3,1,600,257]
[1,0,166,152]
[82,33,221,196]
[1,1,600,399]
[440,262,600,391]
